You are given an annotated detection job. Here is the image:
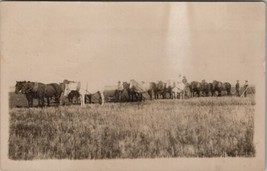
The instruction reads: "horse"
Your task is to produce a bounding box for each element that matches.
[114,81,124,102]
[62,81,104,106]
[122,82,140,102]
[200,81,213,97]
[154,81,165,99]
[129,80,154,101]
[171,82,186,99]
[15,81,27,94]
[183,83,192,98]
[16,81,62,107]
[15,81,46,107]
[164,80,174,99]
[189,81,201,97]
[212,80,232,96]
[44,83,63,106]
[15,81,37,107]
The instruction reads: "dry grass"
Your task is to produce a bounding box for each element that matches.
[9,96,255,160]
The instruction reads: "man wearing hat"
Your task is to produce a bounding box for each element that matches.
[243,80,249,97]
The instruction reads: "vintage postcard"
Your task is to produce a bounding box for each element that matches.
[0,2,265,171]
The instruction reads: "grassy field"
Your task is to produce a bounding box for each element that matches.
[9,95,255,160]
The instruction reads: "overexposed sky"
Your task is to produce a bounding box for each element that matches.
[1,2,265,89]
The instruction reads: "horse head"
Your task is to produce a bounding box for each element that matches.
[15,81,26,94]
[21,82,35,94]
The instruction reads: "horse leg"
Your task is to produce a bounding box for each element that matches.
[80,93,85,106]
[30,98,33,107]
[132,93,134,102]
[118,90,121,102]
[26,95,30,107]
[138,93,141,101]
[218,90,222,97]
[27,99,31,108]
[41,97,45,107]
[128,92,131,102]
[228,89,231,96]
[38,97,44,107]
[148,90,152,100]
[47,97,50,107]
[27,96,32,108]
[115,90,118,102]
[38,98,41,107]
[100,91,105,105]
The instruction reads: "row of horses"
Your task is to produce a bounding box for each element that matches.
[15,79,232,108]
[115,80,231,102]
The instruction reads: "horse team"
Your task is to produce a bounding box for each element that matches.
[15,81,63,107]
[15,79,233,108]
[115,79,232,102]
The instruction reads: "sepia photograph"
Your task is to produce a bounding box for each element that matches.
[0,2,265,171]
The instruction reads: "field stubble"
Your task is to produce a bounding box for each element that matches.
[9,96,255,159]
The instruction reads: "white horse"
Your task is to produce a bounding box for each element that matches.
[62,81,104,106]
[171,82,186,99]
[129,80,154,100]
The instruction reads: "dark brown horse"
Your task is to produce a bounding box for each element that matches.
[154,81,165,99]
[189,81,201,97]
[212,80,232,96]
[163,81,173,99]
[15,81,45,107]
[15,81,62,107]
[45,83,63,105]
[200,81,213,97]
[15,81,35,107]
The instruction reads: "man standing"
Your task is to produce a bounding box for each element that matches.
[243,80,249,97]
[235,80,240,97]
